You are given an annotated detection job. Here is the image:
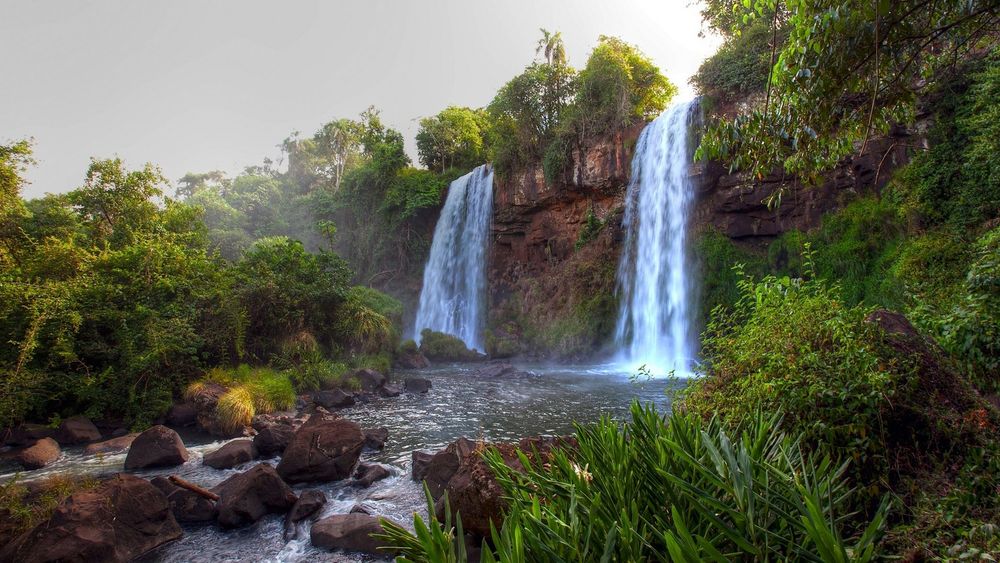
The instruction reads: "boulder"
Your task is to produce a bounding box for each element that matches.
[313,388,355,409]
[252,418,298,458]
[215,463,297,528]
[149,476,217,523]
[349,503,374,515]
[0,474,181,563]
[6,424,56,447]
[165,402,198,428]
[411,450,435,481]
[16,437,61,470]
[283,489,327,540]
[186,381,238,437]
[354,463,391,488]
[412,437,477,498]
[379,384,402,398]
[351,368,387,392]
[470,362,534,378]
[203,439,256,470]
[310,513,389,555]
[124,425,189,470]
[363,427,389,451]
[83,433,138,456]
[395,349,430,369]
[56,416,101,445]
[276,414,364,484]
[403,377,432,394]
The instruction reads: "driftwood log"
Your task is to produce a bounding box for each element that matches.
[168,475,220,501]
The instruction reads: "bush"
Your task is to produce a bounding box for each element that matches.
[691,20,778,105]
[349,352,391,375]
[693,227,765,328]
[381,404,888,561]
[418,329,480,361]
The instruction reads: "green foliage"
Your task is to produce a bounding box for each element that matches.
[418,329,480,361]
[768,197,907,308]
[335,286,400,354]
[691,20,776,104]
[686,254,895,487]
[693,228,766,329]
[698,1,998,184]
[416,106,488,173]
[571,36,676,136]
[895,53,1000,229]
[378,487,469,562]
[386,404,889,561]
[349,352,391,374]
[573,207,603,251]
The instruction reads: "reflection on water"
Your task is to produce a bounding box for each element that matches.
[3,363,683,562]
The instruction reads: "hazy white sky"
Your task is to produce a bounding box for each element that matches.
[2,0,721,199]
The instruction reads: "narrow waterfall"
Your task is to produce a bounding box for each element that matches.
[414,164,494,352]
[614,101,698,375]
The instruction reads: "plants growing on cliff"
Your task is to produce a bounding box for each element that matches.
[697,0,999,183]
[416,107,489,173]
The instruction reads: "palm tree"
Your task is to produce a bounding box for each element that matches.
[535,28,567,66]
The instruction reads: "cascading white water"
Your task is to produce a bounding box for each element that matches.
[414,164,494,352]
[614,101,698,375]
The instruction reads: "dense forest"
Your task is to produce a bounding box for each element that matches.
[2,0,999,561]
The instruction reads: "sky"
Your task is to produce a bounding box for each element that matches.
[2,0,721,199]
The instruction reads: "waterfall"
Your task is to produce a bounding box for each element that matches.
[414,164,494,352]
[614,101,698,375]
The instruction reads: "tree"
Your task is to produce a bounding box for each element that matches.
[69,158,166,245]
[536,28,567,66]
[415,106,488,172]
[698,0,1000,191]
[0,140,34,264]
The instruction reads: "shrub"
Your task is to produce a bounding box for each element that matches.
[349,352,391,375]
[573,207,603,251]
[693,227,765,328]
[418,329,480,361]
[381,404,889,561]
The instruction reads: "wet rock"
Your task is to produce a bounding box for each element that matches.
[150,476,217,524]
[165,402,198,427]
[203,439,256,470]
[215,463,297,529]
[276,414,364,484]
[379,383,402,398]
[83,433,139,456]
[395,349,430,369]
[0,474,182,563]
[311,513,389,555]
[313,388,355,409]
[253,423,295,459]
[349,503,374,515]
[5,424,56,447]
[354,463,391,488]
[124,425,189,470]
[470,362,534,378]
[412,437,477,498]
[363,427,389,451]
[16,437,61,470]
[283,489,326,540]
[56,416,101,445]
[411,450,434,481]
[351,368,387,392]
[403,377,432,394]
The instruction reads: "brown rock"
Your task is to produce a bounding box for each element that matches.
[350,368,387,392]
[56,416,101,445]
[203,439,255,470]
[0,474,182,563]
[5,424,56,447]
[124,425,189,470]
[215,463,297,529]
[276,414,364,484]
[83,433,138,456]
[412,437,477,498]
[166,402,198,427]
[284,489,327,540]
[354,463,391,488]
[403,377,432,393]
[253,422,296,458]
[362,427,388,451]
[150,476,217,523]
[310,513,389,555]
[16,437,61,470]
[313,388,355,409]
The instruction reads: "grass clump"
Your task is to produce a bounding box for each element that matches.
[186,365,296,433]
[381,404,888,561]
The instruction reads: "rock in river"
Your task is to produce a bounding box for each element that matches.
[215,463,297,529]
[15,437,61,470]
[276,414,364,484]
[0,474,182,563]
[311,513,389,555]
[124,425,189,470]
[203,439,256,470]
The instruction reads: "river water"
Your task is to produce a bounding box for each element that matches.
[1,363,681,562]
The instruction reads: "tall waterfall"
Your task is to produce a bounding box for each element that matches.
[614,101,698,375]
[414,164,494,352]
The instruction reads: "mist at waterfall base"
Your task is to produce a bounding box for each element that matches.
[413,164,494,352]
[614,101,699,377]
